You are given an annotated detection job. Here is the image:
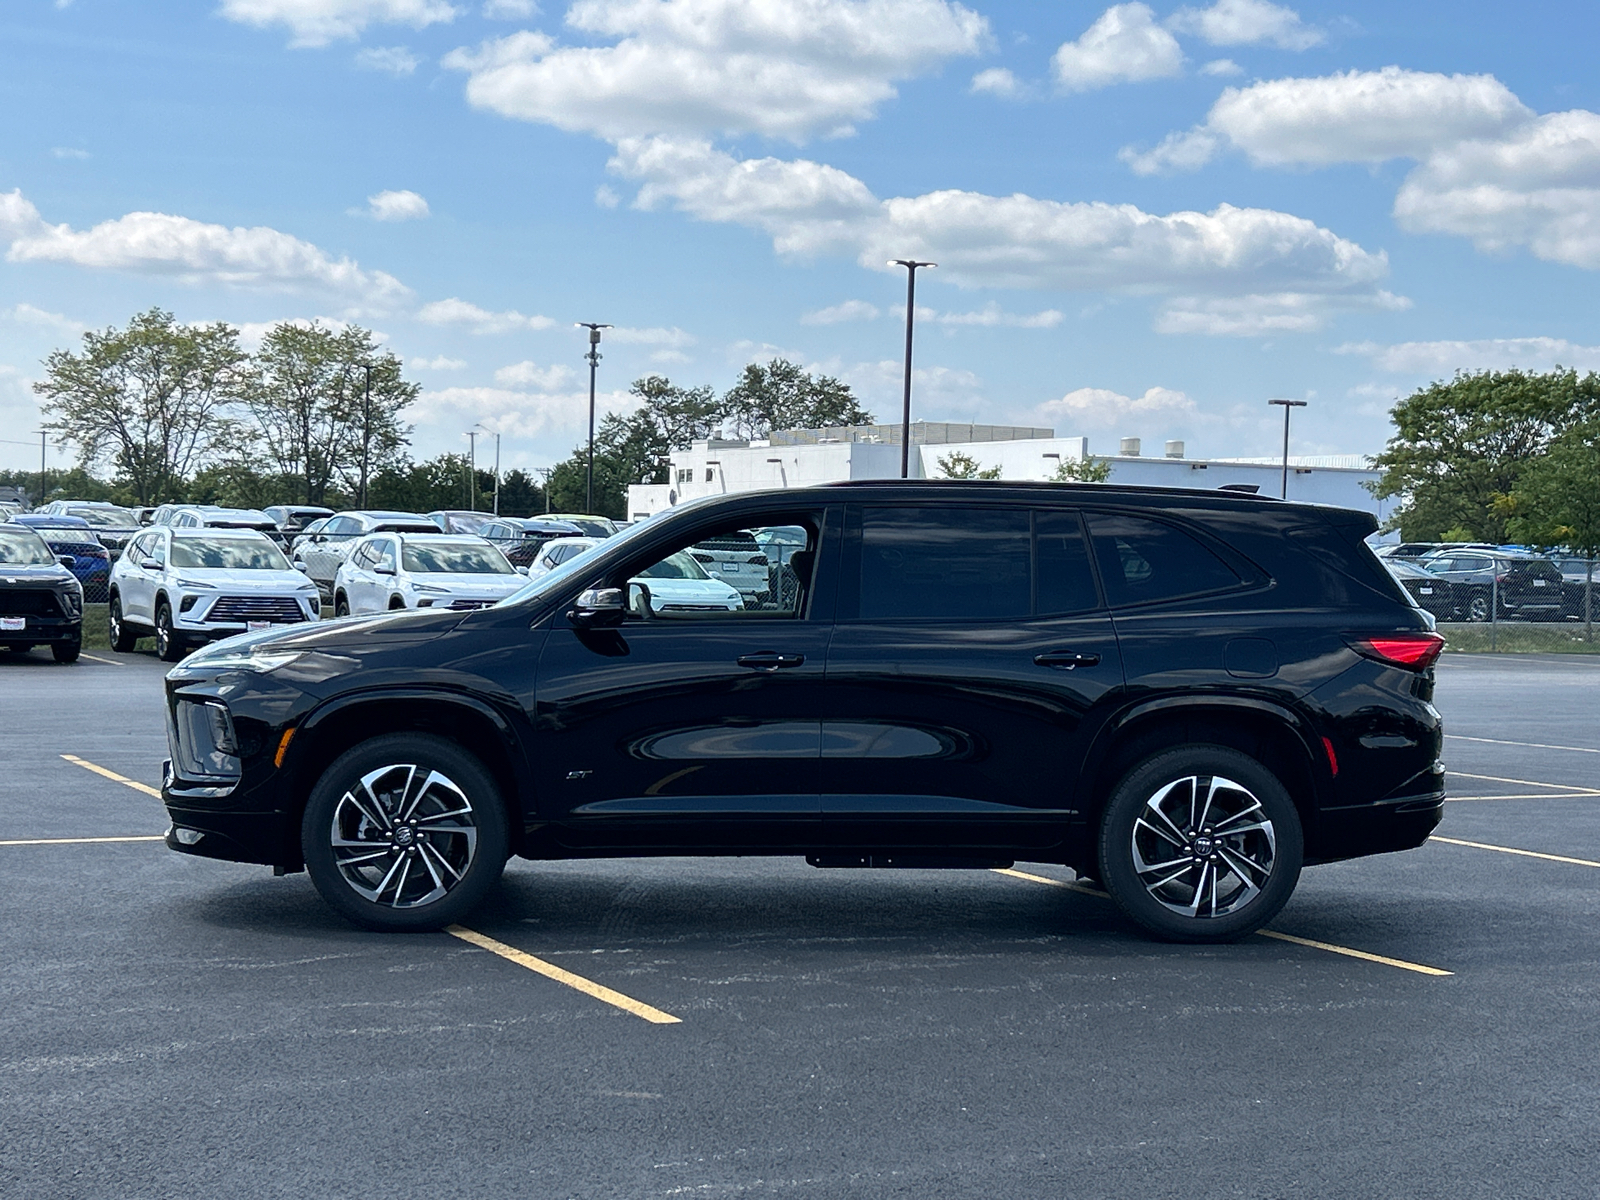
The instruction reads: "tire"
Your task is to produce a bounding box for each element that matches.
[108,594,139,652]
[53,638,81,664]
[1097,745,1303,944]
[154,601,185,662]
[334,593,350,618]
[301,734,509,932]
[1467,592,1490,622]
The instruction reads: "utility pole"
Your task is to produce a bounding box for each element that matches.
[576,323,611,513]
[465,430,479,510]
[534,466,553,514]
[1268,399,1307,499]
[890,260,935,478]
[360,363,373,508]
[37,431,46,507]
[476,424,501,515]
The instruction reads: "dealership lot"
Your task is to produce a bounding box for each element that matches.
[3,651,1598,1198]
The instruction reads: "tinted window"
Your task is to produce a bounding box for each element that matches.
[1086,512,1239,607]
[860,507,1030,621]
[1035,510,1098,615]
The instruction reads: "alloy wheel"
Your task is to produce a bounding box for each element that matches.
[329,763,479,908]
[1131,775,1277,919]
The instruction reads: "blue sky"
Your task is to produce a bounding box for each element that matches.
[4,0,1600,479]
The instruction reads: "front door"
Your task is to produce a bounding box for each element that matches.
[532,508,839,852]
[821,504,1123,853]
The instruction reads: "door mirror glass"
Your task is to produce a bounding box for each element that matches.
[571,586,626,627]
[374,563,396,576]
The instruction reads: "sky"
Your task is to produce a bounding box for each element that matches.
[3,0,1600,480]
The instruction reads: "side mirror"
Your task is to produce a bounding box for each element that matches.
[374,563,396,576]
[569,586,625,627]
[515,565,529,576]
[58,555,75,568]
[140,557,162,572]
[293,560,308,573]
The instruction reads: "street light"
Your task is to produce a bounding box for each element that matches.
[465,430,479,511]
[1268,399,1307,499]
[475,424,501,515]
[576,322,612,513]
[890,259,935,479]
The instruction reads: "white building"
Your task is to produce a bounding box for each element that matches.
[626,424,1393,528]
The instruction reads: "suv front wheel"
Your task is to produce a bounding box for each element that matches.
[1097,745,1303,943]
[302,734,509,931]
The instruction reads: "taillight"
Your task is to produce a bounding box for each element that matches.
[1351,632,1445,670]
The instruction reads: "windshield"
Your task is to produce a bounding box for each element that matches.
[553,516,617,537]
[69,506,140,528]
[170,537,291,570]
[438,513,491,534]
[637,550,710,580]
[0,528,56,565]
[402,541,514,574]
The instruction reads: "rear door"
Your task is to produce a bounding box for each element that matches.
[821,504,1122,853]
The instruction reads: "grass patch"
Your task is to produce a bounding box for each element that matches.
[1438,621,1600,655]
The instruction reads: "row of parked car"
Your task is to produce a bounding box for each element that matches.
[1376,542,1596,622]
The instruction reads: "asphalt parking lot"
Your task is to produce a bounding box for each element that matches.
[4,649,1598,1199]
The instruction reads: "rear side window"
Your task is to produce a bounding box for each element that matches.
[1035,510,1098,616]
[1086,512,1240,607]
[860,507,1030,620]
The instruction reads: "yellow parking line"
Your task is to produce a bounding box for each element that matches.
[446,925,681,1025]
[995,868,1452,976]
[0,835,164,846]
[60,754,162,798]
[1446,734,1600,755]
[1431,835,1600,870]
[1255,930,1453,977]
[1447,770,1600,794]
[78,653,125,666]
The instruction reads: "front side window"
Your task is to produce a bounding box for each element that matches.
[1085,512,1240,607]
[618,518,819,620]
[376,540,399,572]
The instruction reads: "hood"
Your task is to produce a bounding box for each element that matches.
[0,565,78,586]
[171,568,313,590]
[406,572,524,594]
[639,576,742,603]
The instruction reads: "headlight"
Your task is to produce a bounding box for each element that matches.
[169,699,241,783]
[409,582,450,594]
[175,577,218,589]
[183,646,306,674]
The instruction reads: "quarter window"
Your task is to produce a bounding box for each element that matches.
[1085,512,1240,607]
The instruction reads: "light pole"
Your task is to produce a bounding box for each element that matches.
[1268,399,1307,499]
[37,431,46,506]
[890,260,935,478]
[465,430,479,510]
[576,322,612,513]
[533,466,553,514]
[475,423,501,515]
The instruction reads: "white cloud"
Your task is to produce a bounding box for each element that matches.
[408,354,468,369]
[912,303,1064,328]
[1167,0,1322,51]
[444,0,989,142]
[609,138,1391,306]
[608,325,695,346]
[219,0,460,48]
[1155,289,1410,336]
[405,383,636,439]
[970,67,1025,99]
[1124,67,1531,174]
[494,359,573,387]
[1051,4,1183,94]
[1038,385,1199,430]
[1338,336,1600,375]
[2,303,86,335]
[802,299,880,324]
[484,0,537,15]
[594,184,621,208]
[417,296,557,332]
[50,147,90,160]
[355,45,421,74]
[649,348,692,363]
[359,189,431,220]
[1393,110,1600,269]
[1199,58,1241,77]
[0,188,410,304]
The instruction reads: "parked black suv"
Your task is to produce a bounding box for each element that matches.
[159,483,1444,942]
[1417,549,1565,621]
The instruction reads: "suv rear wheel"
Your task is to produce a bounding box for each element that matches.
[1097,745,1302,943]
[301,734,509,931]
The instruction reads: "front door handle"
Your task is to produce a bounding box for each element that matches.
[1034,650,1101,670]
[737,651,806,671]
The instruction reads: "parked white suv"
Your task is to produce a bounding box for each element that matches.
[108,526,320,661]
[333,533,524,615]
[293,510,440,600]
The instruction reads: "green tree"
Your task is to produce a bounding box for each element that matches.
[495,468,547,517]
[721,358,872,439]
[246,323,417,506]
[1051,456,1113,483]
[1372,368,1600,541]
[937,450,1002,479]
[34,308,248,504]
[1508,418,1600,641]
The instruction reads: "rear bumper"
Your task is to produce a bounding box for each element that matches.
[1309,789,1445,864]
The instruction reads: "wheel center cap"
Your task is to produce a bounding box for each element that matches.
[1192,834,1216,857]
[393,826,415,847]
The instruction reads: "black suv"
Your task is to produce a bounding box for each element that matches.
[1417,549,1565,622]
[159,483,1444,943]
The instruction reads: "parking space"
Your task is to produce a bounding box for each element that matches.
[4,651,1599,1198]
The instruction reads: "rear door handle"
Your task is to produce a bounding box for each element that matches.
[1034,650,1101,670]
[737,651,806,670]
